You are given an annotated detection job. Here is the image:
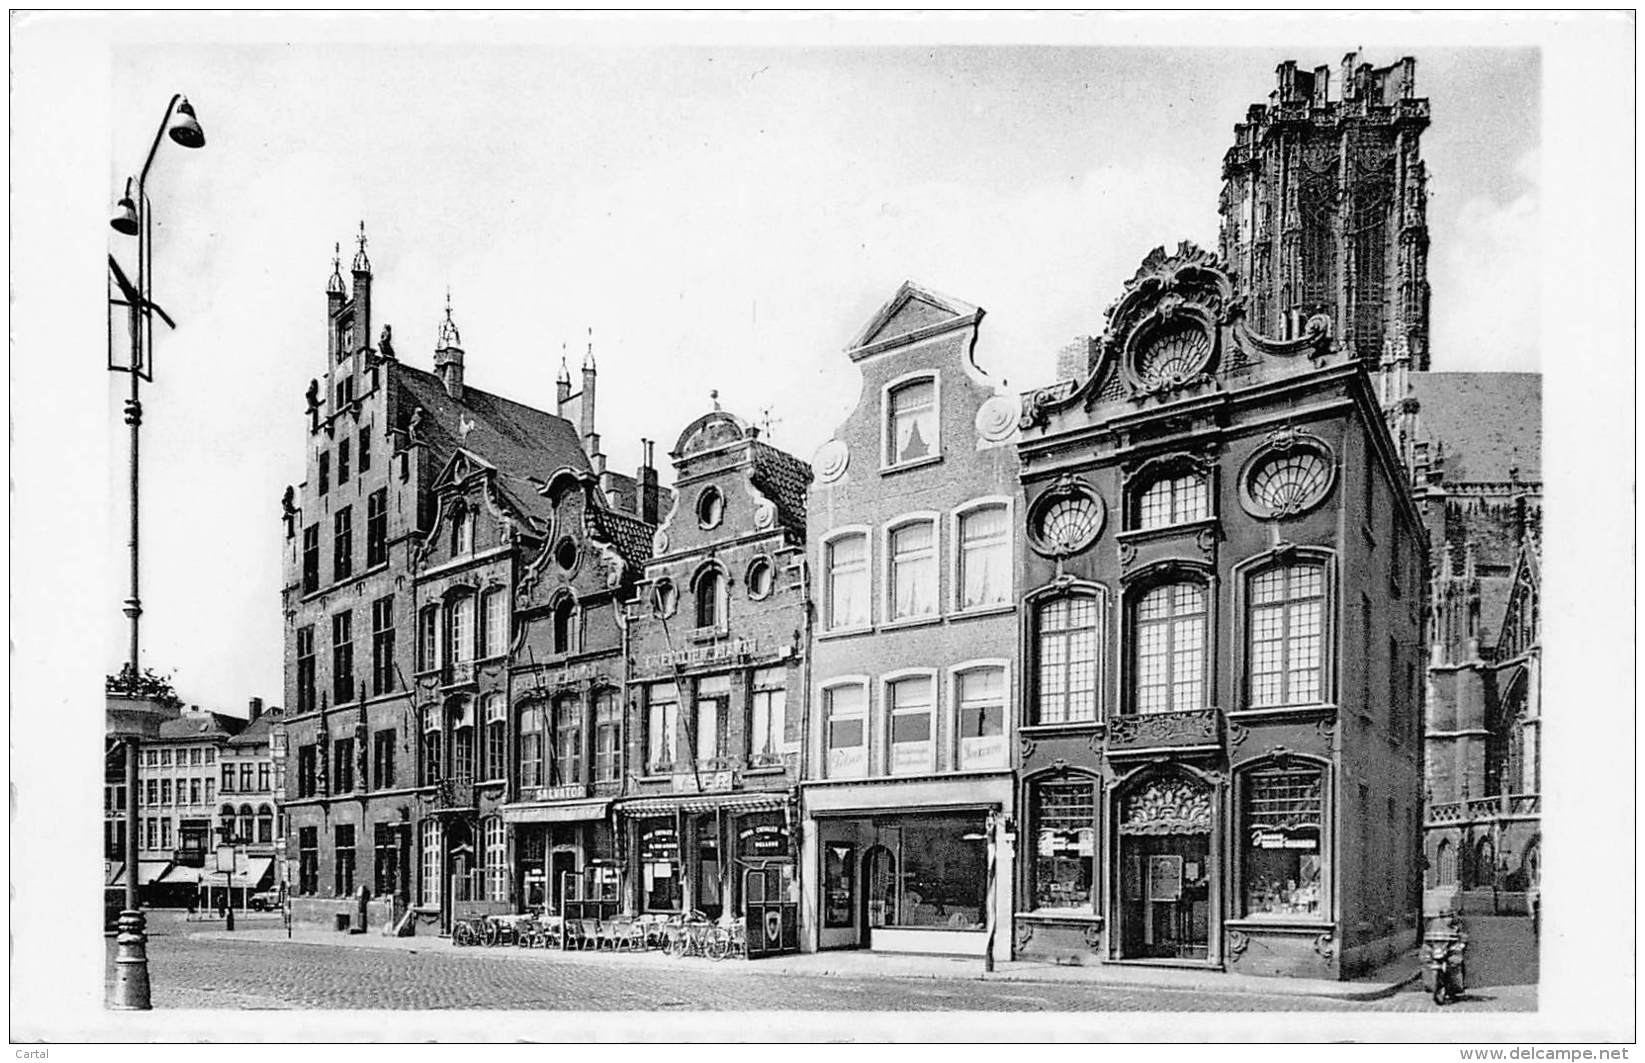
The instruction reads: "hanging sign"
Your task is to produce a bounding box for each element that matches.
[737,815,790,858]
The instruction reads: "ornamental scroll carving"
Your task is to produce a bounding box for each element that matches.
[1015,923,1036,953]
[1119,777,1213,835]
[1226,928,1250,961]
[1107,708,1219,751]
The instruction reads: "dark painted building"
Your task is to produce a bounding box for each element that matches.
[1014,243,1426,978]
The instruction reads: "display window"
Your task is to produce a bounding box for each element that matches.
[640,819,682,912]
[1241,765,1323,919]
[1032,779,1096,911]
[871,814,988,930]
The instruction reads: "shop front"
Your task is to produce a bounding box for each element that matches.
[1110,767,1222,965]
[500,799,612,914]
[801,774,1014,962]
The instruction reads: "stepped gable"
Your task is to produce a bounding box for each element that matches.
[1409,372,1541,482]
[396,363,592,528]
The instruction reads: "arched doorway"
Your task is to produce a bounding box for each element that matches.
[861,845,897,947]
[1435,839,1456,887]
[1115,773,1214,961]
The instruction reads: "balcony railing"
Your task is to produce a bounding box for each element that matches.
[1105,707,1222,756]
[1427,793,1540,826]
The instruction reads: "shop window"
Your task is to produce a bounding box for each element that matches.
[1246,562,1325,707]
[1033,593,1102,724]
[420,818,443,908]
[298,827,319,895]
[693,568,725,630]
[418,606,441,672]
[482,695,507,782]
[374,823,398,896]
[881,814,986,929]
[824,533,869,630]
[748,667,787,767]
[1032,779,1095,911]
[518,704,545,788]
[333,506,353,580]
[551,596,577,656]
[334,824,357,896]
[888,519,937,621]
[823,683,867,778]
[301,525,320,594]
[484,817,508,903]
[481,588,507,658]
[552,696,582,785]
[955,666,1006,769]
[640,819,682,913]
[957,503,1010,610]
[594,691,621,782]
[448,595,475,666]
[1134,469,1210,530]
[886,675,934,775]
[885,376,937,467]
[1132,582,1208,714]
[646,684,679,775]
[1240,764,1323,919]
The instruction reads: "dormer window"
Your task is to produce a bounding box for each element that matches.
[885,376,938,469]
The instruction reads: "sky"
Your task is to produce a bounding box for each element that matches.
[88,30,1549,716]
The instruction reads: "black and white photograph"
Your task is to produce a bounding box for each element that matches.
[9,8,1633,1047]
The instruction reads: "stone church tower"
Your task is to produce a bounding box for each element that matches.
[1219,53,1431,371]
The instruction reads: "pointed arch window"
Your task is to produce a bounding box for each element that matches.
[1132,581,1208,714]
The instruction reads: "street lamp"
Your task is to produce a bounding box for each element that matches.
[106,93,206,1012]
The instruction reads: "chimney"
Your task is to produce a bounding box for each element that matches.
[580,327,598,448]
[639,438,661,523]
[435,292,465,401]
[248,697,263,722]
[556,345,572,414]
[350,222,372,356]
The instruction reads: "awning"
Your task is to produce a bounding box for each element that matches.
[108,859,173,887]
[160,865,206,886]
[501,799,610,825]
[231,857,274,889]
[617,792,791,817]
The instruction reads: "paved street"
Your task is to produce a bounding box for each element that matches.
[108,911,1536,1013]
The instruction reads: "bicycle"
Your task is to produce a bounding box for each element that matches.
[451,913,492,947]
[707,920,746,962]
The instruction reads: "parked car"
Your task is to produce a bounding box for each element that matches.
[249,889,282,911]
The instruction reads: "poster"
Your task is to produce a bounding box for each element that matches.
[1147,854,1183,901]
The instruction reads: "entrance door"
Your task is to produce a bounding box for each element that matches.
[549,849,579,914]
[861,845,896,948]
[1119,833,1210,960]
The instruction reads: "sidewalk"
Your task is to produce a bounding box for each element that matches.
[191,924,1421,1002]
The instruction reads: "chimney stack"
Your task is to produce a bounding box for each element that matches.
[248,697,264,722]
[639,438,661,524]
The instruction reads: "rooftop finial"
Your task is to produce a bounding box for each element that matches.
[557,341,571,383]
[351,220,371,272]
[436,287,461,349]
[327,241,345,294]
[583,325,595,370]
[711,389,721,411]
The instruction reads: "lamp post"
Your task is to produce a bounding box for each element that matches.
[106,93,206,1011]
[216,823,241,932]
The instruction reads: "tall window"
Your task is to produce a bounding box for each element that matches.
[552,597,577,655]
[452,509,473,556]
[694,676,727,766]
[824,684,867,778]
[420,818,443,908]
[372,728,396,790]
[331,610,355,706]
[301,525,320,594]
[1035,595,1100,723]
[449,701,474,785]
[258,763,270,791]
[338,437,351,485]
[1247,563,1325,707]
[749,668,786,767]
[484,817,508,903]
[240,763,254,793]
[298,827,319,894]
[333,737,355,793]
[318,452,330,496]
[552,697,582,785]
[333,506,353,580]
[296,745,316,798]
[422,706,442,786]
[418,606,441,672]
[483,695,507,782]
[958,504,1009,609]
[825,533,869,630]
[205,779,214,804]
[256,805,274,843]
[646,684,679,775]
[887,675,934,775]
[161,779,172,806]
[886,377,937,466]
[694,568,725,630]
[190,778,202,805]
[371,595,396,697]
[1241,765,1323,918]
[1137,470,1210,529]
[518,704,544,788]
[956,666,1006,769]
[1134,582,1208,714]
[237,803,254,842]
[1032,779,1096,911]
[366,489,388,568]
[374,822,398,896]
[481,588,507,658]
[333,825,357,895]
[889,521,937,620]
[358,427,371,473]
[594,692,621,782]
[448,595,475,666]
[296,625,316,713]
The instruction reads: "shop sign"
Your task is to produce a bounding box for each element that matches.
[958,735,1007,770]
[1037,827,1095,858]
[890,742,932,775]
[641,824,679,863]
[1147,855,1183,902]
[672,770,734,794]
[826,746,866,779]
[1252,830,1318,850]
[546,663,600,688]
[641,639,759,674]
[737,816,790,858]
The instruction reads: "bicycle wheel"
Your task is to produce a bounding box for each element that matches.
[482,920,500,947]
[706,932,728,961]
[453,922,475,947]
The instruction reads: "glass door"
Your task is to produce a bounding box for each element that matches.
[1120,833,1210,960]
[861,845,897,947]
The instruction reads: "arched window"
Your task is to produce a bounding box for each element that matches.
[1435,839,1456,887]
[1135,467,1211,530]
[448,595,475,666]
[1132,581,1208,714]
[1246,562,1326,707]
[693,567,724,630]
[219,804,236,838]
[237,804,254,843]
[256,804,274,844]
[1033,592,1103,724]
[552,596,577,656]
[885,376,937,467]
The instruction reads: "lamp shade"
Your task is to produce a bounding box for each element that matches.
[167,97,205,149]
[110,194,140,236]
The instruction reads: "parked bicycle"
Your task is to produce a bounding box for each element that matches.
[450,913,496,947]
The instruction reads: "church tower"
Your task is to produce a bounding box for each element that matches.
[1219,53,1431,370]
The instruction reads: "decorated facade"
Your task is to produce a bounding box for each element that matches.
[1013,243,1426,978]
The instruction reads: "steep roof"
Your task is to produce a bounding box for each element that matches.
[226,714,272,748]
[590,504,655,570]
[395,364,592,530]
[1409,372,1541,482]
[159,712,245,742]
[751,441,812,538]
